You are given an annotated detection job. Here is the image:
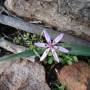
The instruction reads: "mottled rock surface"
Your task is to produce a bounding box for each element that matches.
[58,0,90,23]
[56,62,90,90]
[0,59,50,90]
[5,0,90,41]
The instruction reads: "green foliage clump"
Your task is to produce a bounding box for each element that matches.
[14,32,43,47]
[59,53,78,65]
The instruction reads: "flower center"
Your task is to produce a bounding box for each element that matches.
[48,43,54,48]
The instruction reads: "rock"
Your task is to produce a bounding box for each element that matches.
[4,0,90,41]
[0,59,51,90]
[58,0,90,23]
[56,62,90,90]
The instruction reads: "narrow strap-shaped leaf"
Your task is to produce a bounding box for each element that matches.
[0,49,35,61]
[61,43,90,56]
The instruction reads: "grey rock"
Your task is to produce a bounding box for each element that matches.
[58,0,90,22]
[4,0,90,41]
[0,59,50,90]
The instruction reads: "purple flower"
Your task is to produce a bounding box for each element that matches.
[34,31,69,63]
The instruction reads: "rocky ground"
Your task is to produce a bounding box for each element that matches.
[0,0,90,90]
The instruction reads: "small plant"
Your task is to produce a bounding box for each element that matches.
[13,31,78,65]
[34,31,69,63]
[51,81,66,90]
[52,84,65,90]
[0,30,90,65]
[13,32,44,47]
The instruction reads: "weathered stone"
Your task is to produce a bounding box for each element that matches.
[4,0,90,41]
[0,59,50,90]
[58,0,90,23]
[56,62,90,90]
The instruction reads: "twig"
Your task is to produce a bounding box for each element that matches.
[0,14,90,46]
[0,38,26,53]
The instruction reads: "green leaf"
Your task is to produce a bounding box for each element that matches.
[48,57,53,64]
[73,56,78,62]
[48,52,52,56]
[61,43,90,56]
[0,49,36,61]
[54,83,65,90]
[59,85,65,90]
[67,60,73,65]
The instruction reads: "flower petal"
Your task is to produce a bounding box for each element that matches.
[51,48,60,63]
[52,33,64,45]
[40,48,50,61]
[58,46,69,53]
[43,30,51,43]
[34,42,47,48]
